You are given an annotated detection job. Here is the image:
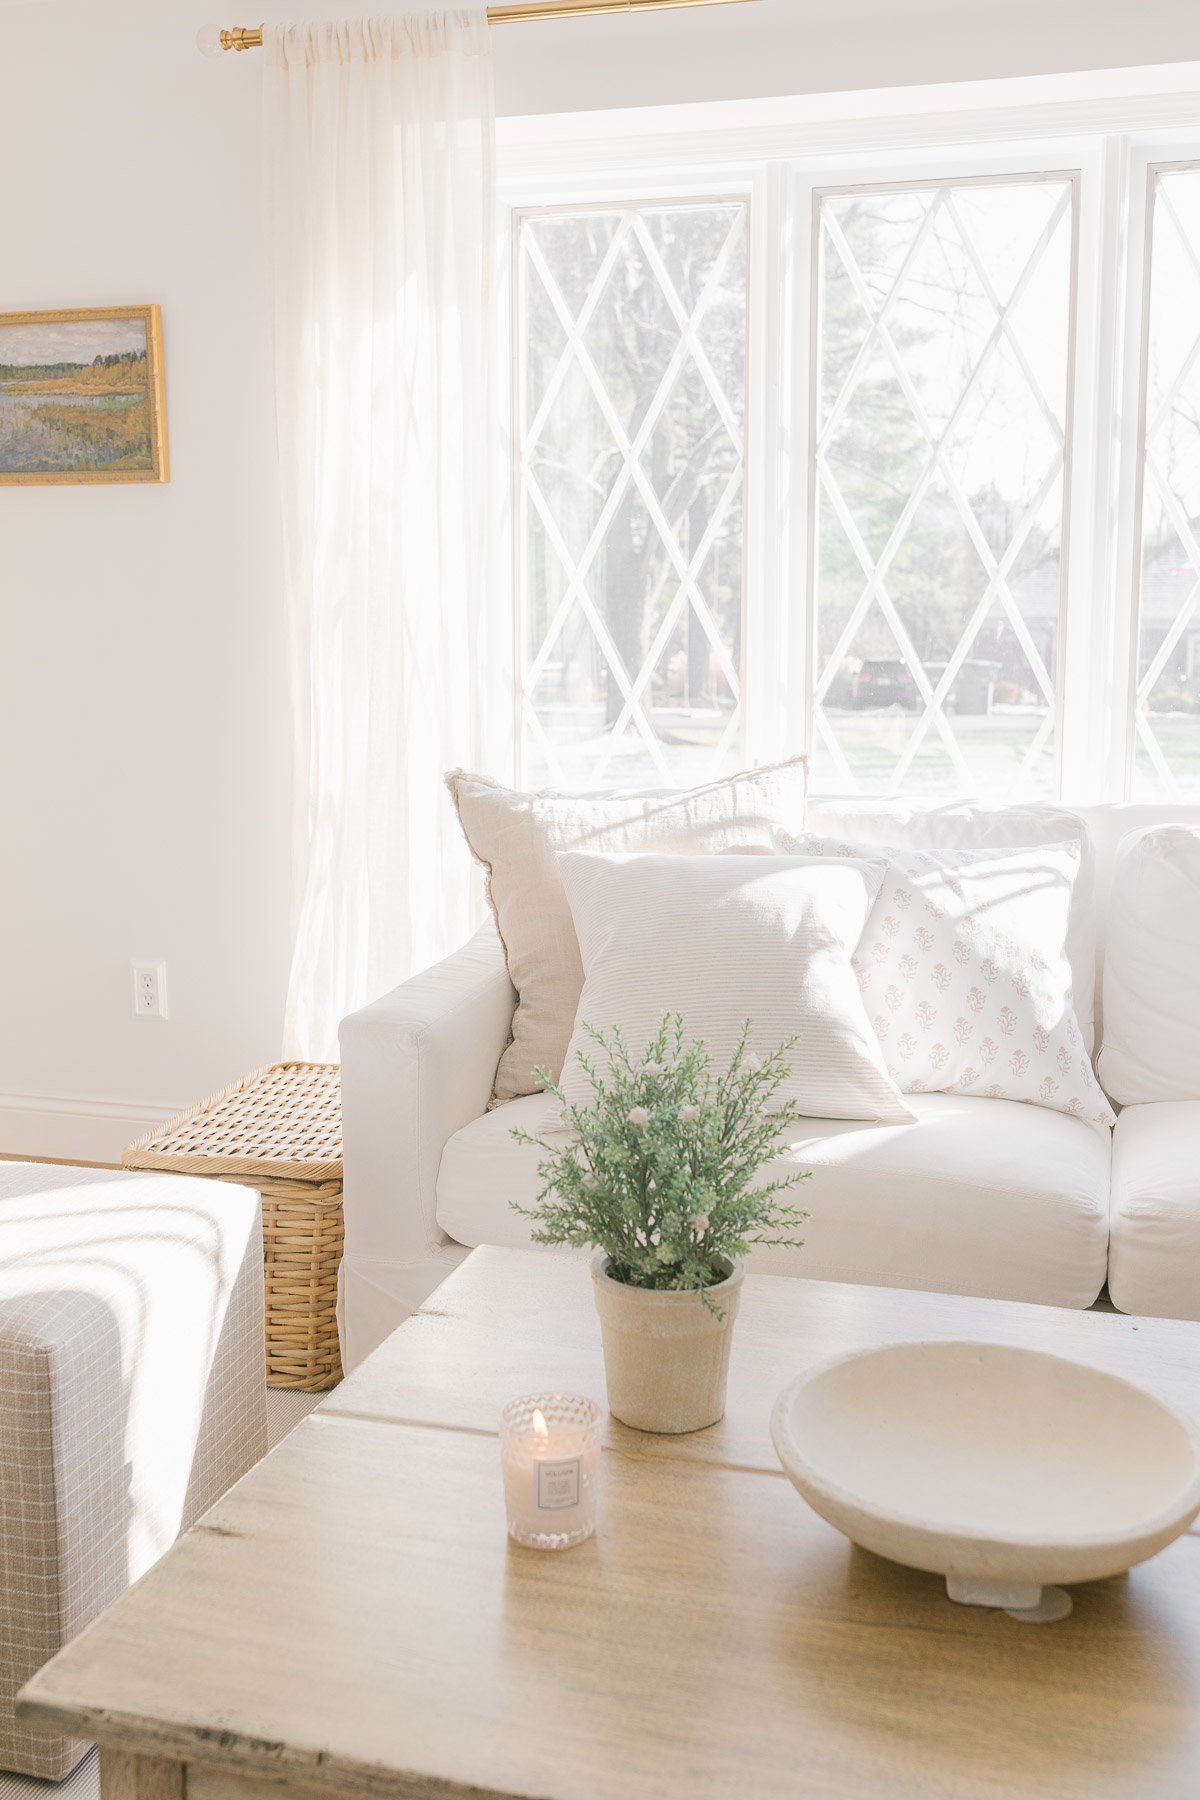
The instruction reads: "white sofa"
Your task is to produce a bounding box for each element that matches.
[338,800,1200,1371]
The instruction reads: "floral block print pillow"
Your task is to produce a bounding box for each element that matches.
[778,831,1115,1129]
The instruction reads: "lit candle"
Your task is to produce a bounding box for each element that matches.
[499,1392,603,1550]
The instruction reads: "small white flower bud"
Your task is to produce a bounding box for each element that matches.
[678,1103,701,1124]
[627,1106,651,1129]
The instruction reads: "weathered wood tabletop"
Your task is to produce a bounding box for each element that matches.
[19,1247,1200,1800]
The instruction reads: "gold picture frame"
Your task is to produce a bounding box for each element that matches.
[0,304,169,485]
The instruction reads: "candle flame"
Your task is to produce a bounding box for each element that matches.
[531,1407,550,1442]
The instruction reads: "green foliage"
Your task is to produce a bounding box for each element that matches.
[511,1015,809,1307]
[0,394,151,475]
[0,352,148,393]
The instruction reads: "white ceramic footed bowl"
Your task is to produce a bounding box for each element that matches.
[771,1340,1200,1593]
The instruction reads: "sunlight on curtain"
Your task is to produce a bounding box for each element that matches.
[264,10,496,1059]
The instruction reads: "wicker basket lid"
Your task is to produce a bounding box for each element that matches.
[123,1061,342,1181]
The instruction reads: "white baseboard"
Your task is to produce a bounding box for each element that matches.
[0,1090,186,1165]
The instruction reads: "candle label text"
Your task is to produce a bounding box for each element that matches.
[536,1457,581,1512]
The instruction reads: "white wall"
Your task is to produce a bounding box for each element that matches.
[0,0,291,1158]
[491,0,1200,114]
[3,0,1200,1162]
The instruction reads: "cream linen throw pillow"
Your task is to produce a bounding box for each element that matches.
[446,757,809,1104]
[549,852,914,1126]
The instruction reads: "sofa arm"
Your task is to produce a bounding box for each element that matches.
[338,924,514,1370]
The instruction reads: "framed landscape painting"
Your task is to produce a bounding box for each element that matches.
[0,305,168,485]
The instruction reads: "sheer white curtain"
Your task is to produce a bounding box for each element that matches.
[264,11,496,1060]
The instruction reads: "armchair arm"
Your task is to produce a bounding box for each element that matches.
[338,924,514,1369]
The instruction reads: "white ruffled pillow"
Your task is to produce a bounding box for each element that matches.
[779,831,1114,1129]
[549,851,915,1126]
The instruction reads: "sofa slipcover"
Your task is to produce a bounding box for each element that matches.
[437,1092,1111,1312]
[0,1163,267,1779]
[339,800,1200,1370]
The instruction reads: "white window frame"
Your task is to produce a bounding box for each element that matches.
[496,69,1200,803]
[801,156,1086,799]
[1115,144,1200,800]
[511,190,755,787]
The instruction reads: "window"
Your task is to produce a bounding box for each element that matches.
[811,176,1074,799]
[515,201,747,789]
[1132,163,1200,798]
[504,88,1200,805]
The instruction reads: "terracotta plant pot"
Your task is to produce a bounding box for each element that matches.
[590,1251,745,1434]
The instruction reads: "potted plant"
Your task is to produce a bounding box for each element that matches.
[512,1015,810,1434]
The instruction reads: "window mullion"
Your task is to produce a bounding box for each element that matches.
[1119,151,1200,801]
[743,161,796,768]
[1058,139,1128,803]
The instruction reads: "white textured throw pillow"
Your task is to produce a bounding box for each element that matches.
[550,852,914,1126]
[781,831,1114,1128]
[1099,826,1200,1105]
[446,757,809,1104]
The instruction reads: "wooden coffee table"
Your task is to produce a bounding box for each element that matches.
[18,1247,1200,1799]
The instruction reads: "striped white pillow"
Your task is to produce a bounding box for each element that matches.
[548,852,914,1126]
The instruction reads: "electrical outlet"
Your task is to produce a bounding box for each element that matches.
[131,961,168,1020]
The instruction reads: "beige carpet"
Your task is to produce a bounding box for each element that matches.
[0,1384,324,1800]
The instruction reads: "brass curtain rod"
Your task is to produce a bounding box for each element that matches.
[212,0,754,49]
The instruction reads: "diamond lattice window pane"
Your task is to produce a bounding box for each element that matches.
[812,177,1074,799]
[887,477,988,660]
[526,360,621,567]
[517,202,747,790]
[1133,166,1200,798]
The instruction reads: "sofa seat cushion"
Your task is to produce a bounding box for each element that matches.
[436,1094,1110,1311]
[1109,1103,1200,1320]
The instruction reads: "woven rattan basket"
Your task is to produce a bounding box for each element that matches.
[123,1062,343,1391]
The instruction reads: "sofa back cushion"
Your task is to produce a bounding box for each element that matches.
[447,757,809,1105]
[806,800,1096,1049]
[1098,825,1200,1104]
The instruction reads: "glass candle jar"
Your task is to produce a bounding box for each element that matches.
[499,1392,603,1550]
